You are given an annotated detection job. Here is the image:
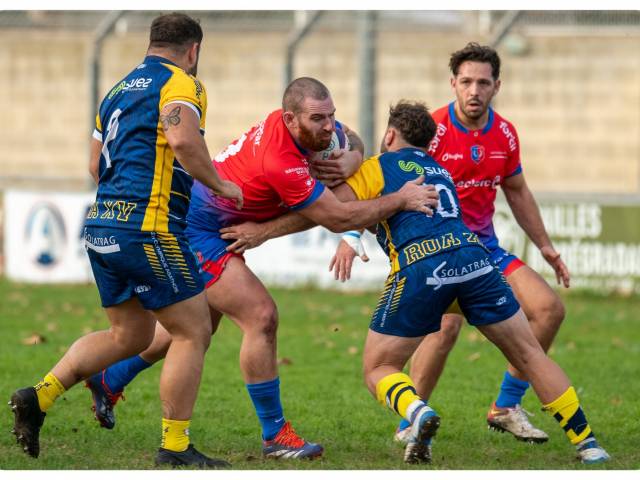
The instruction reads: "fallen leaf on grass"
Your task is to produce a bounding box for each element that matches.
[611,337,625,348]
[610,396,622,406]
[347,346,358,355]
[467,352,481,362]
[278,357,293,366]
[22,333,46,345]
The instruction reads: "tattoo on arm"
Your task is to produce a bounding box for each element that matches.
[160,106,181,130]
[346,131,365,155]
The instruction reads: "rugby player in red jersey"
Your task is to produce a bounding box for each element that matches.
[85,77,440,460]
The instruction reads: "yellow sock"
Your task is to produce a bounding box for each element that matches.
[543,386,593,445]
[34,372,66,412]
[376,372,423,420]
[161,418,191,452]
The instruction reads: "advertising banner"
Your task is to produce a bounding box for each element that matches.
[4,190,640,295]
[4,190,95,283]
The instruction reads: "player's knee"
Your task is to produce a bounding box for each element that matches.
[535,293,565,330]
[255,302,279,340]
[437,316,462,351]
[110,325,154,356]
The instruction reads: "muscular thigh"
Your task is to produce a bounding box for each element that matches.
[506,265,561,320]
[204,257,275,328]
[363,329,424,372]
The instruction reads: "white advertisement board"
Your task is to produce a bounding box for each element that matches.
[5,190,639,295]
[2,190,393,288]
[4,190,95,283]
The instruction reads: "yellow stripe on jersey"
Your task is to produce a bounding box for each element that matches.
[95,113,102,133]
[158,233,195,285]
[345,155,385,201]
[142,65,207,233]
[380,219,400,273]
[159,64,207,126]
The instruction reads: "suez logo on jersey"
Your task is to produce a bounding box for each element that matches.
[108,78,153,99]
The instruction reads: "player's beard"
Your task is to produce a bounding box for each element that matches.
[187,46,200,76]
[298,121,332,152]
[461,97,488,120]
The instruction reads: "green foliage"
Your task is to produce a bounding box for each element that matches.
[0,280,638,469]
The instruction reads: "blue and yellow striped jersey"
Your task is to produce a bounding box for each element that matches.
[86,55,207,233]
[346,147,485,273]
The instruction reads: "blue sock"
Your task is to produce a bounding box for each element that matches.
[495,371,529,408]
[102,355,152,393]
[246,377,285,441]
[398,419,411,430]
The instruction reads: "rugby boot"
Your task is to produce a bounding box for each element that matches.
[155,443,231,469]
[9,387,46,458]
[576,438,610,464]
[393,424,412,445]
[85,370,123,429]
[262,421,323,459]
[487,402,549,443]
[404,405,440,464]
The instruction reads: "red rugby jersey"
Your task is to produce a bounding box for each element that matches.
[428,102,522,250]
[189,109,325,229]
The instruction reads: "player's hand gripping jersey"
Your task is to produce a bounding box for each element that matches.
[346,147,485,274]
[187,109,325,233]
[86,55,207,234]
[428,103,522,250]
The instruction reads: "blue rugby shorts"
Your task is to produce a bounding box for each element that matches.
[84,226,204,310]
[370,245,520,337]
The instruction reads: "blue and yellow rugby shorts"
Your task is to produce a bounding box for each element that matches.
[84,226,204,310]
[370,245,520,337]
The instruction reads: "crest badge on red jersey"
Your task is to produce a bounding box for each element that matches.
[470,145,485,164]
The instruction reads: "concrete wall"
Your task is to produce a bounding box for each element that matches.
[1,27,639,194]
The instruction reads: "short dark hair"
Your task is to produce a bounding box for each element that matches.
[387,101,436,148]
[282,77,331,114]
[149,13,203,52]
[449,42,501,80]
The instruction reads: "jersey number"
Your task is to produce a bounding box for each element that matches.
[101,108,122,169]
[435,184,459,218]
[214,133,247,163]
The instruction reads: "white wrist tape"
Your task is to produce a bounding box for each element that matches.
[342,231,367,258]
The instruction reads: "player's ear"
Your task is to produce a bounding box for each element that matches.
[494,78,501,95]
[381,128,394,152]
[282,111,296,128]
[187,42,199,64]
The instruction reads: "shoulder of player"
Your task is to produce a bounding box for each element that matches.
[160,63,205,91]
[490,109,518,133]
[431,104,449,120]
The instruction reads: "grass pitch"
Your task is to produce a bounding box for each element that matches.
[0,279,638,470]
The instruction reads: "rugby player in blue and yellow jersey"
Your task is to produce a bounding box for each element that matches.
[9,13,241,468]
[329,101,609,465]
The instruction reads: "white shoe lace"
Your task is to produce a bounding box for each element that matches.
[513,404,535,422]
